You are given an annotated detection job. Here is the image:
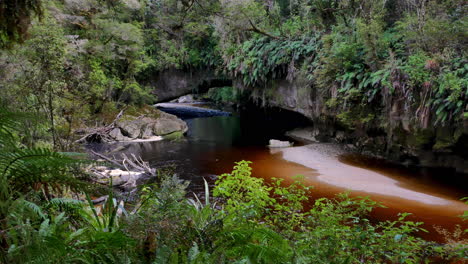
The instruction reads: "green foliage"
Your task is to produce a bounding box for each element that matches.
[1,1,468,262]
[430,58,468,124]
[214,160,274,221]
[0,0,43,48]
[404,52,433,87]
[214,0,467,130]
[0,106,463,264]
[225,36,318,86]
[0,109,141,263]
[0,148,88,194]
[205,86,240,104]
[140,0,221,72]
[395,0,467,53]
[211,160,454,263]
[0,108,30,149]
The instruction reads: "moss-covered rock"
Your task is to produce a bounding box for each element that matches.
[113,106,187,141]
[163,131,184,140]
[432,126,457,151]
[405,129,434,149]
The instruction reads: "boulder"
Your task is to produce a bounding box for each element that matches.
[268,139,293,148]
[176,94,195,103]
[153,111,188,135]
[115,106,188,141]
[109,127,131,141]
[286,127,317,142]
[118,119,147,138]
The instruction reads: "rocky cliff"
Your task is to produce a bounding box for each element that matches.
[149,69,468,173]
[147,68,231,103]
[235,78,468,174]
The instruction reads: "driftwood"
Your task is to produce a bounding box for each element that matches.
[75,108,126,144]
[90,150,125,169]
[90,150,157,178]
[121,153,156,177]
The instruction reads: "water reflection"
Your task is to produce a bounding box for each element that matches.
[186,116,242,145]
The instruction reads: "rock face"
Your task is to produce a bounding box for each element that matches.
[111,106,188,142]
[247,78,468,173]
[146,68,231,103]
[147,68,468,174]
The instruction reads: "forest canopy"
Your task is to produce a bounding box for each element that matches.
[1,0,466,151]
[0,1,467,263]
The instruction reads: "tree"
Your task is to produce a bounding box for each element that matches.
[0,0,43,48]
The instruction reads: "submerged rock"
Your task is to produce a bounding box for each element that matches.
[268,139,293,148]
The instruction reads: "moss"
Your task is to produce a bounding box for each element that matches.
[405,129,434,149]
[336,108,375,131]
[325,98,338,109]
[206,86,238,104]
[336,110,355,130]
[433,140,454,150]
[432,126,457,150]
[98,102,119,123]
[118,105,161,123]
[125,105,161,119]
[163,131,184,141]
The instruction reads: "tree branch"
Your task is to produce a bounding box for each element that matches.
[247,19,280,40]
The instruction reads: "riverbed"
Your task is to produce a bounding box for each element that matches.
[100,104,468,242]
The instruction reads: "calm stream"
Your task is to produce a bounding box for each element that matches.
[98,105,468,242]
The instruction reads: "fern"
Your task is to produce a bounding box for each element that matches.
[226,36,319,87]
[214,226,293,263]
[0,148,89,195]
[0,108,29,149]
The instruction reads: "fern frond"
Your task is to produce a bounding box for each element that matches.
[47,198,84,215]
[0,148,90,194]
[0,108,41,149]
[17,200,46,220]
[214,226,293,263]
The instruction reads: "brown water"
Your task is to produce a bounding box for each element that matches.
[103,114,468,243]
[203,144,468,242]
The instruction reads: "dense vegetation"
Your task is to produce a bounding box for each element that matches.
[1,0,466,149]
[0,0,467,263]
[1,111,466,262]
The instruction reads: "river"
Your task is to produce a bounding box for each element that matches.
[102,104,468,243]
